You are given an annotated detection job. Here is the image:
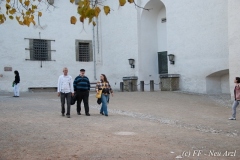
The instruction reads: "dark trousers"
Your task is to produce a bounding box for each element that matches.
[61,92,71,115]
[76,90,89,114]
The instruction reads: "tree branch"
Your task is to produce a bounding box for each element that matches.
[133,1,152,11]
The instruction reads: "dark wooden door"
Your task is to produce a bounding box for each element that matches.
[158,51,168,74]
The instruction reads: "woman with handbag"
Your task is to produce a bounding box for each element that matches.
[96,74,113,116]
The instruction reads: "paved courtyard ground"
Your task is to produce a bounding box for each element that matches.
[0,91,239,160]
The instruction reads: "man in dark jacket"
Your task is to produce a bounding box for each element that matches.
[73,69,91,116]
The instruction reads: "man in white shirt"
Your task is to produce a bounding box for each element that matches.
[57,67,74,118]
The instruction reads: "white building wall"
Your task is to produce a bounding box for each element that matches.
[228,0,240,99]
[221,74,230,94]
[0,1,95,92]
[157,7,167,52]
[166,0,228,93]
[98,0,139,88]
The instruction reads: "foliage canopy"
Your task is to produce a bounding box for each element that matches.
[0,0,138,27]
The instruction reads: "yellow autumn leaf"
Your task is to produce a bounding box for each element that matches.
[0,14,2,19]
[70,0,74,3]
[19,21,24,25]
[23,18,30,26]
[9,8,16,15]
[16,16,20,21]
[9,15,14,20]
[85,7,91,17]
[80,16,84,23]
[83,0,90,6]
[95,7,101,17]
[103,6,110,15]
[6,0,10,3]
[78,7,84,15]
[119,0,126,6]
[6,4,11,10]
[38,12,42,17]
[19,0,22,3]
[32,5,37,10]
[70,16,77,24]
[28,18,33,23]
[24,1,30,7]
[128,0,134,3]
[26,11,30,15]
[78,1,84,7]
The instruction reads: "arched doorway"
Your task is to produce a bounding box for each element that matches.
[139,0,167,88]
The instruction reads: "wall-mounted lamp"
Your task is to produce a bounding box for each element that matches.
[168,54,175,64]
[128,58,135,68]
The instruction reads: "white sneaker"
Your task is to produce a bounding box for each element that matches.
[228,117,236,120]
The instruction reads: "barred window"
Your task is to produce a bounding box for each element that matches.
[76,40,93,62]
[29,39,51,61]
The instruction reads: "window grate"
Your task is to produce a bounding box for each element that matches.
[78,43,90,62]
[33,39,48,60]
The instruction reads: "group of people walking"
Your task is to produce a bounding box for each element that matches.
[57,67,113,118]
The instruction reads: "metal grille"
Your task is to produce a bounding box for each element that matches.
[33,39,48,60]
[78,43,90,62]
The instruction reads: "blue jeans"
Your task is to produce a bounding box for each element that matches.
[100,94,109,115]
[13,84,20,96]
[60,92,71,115]
[231,100,239,118]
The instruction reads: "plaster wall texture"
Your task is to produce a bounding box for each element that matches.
[228,0,240,99]
[221,74,230,94]
[166,0,229,94]
[0,1,95,92]
[140,0,229,93]
[93,0,139,89]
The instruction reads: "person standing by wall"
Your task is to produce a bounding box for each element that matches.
[13,70,20,97]
[57,67,74,118]
[73,69,91,116]
[229,77,240,120]
[96,74,113,116]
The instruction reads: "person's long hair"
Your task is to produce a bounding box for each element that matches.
[101,74,109,83]
[14,70,19,76]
